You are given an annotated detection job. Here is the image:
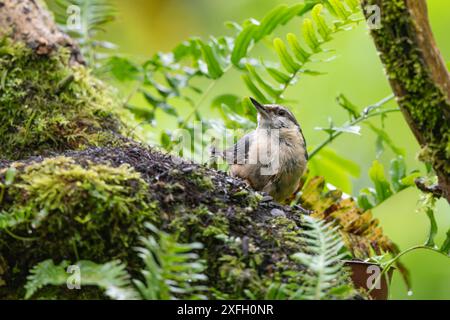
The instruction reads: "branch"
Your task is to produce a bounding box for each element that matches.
[361,0,450,204]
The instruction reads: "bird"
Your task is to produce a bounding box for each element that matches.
[215,98,308,203]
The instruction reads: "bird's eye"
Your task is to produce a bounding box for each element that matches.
[278,110,286,116]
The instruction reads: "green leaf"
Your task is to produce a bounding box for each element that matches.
[368,123,405,156]
[319,148,360,177]
[106,56,140,82]
[400,171,422,187]
[328,0,352,21]
[286,33,310,64]
[125,105,155,124]
[246,64,282,99]
[161,131,172,150]
[265,65,292,84]
[25,260,136,300]
[368,160,393,203]
[142,91,178,117]
[357,189,376,211]
[336,94,359,119]
[440,228,450,255]
[5,167,16,186]
[345,0,360,12]
[312,4,332,41]
[302,19,321,52]
[273,38,301,74]
[231,23,258,66]
[389,156,407,192]
[242,74,269,104]
[425,207,438,248]
[198,40,224,79]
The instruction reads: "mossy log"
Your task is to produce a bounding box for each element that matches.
[361,0,450,204]
[0,0,360,299]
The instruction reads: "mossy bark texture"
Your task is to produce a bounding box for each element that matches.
[361,0,450,204]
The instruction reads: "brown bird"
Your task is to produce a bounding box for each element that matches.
[217,98,308,203]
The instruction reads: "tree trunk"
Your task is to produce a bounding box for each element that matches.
[361,0,450,204]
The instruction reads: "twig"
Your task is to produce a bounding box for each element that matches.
[309,94,396,159]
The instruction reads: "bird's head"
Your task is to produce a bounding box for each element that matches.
[250,98,300,130]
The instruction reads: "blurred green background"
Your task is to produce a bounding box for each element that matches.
[102,0,450,299]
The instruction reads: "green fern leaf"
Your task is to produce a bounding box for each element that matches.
[231,23,258,66]
[265,65,292,84]
[246,64,282,99]
[241,74,269,104]
[273,38,301,74]
[302,19,321,52]
[312,4,333,41]
[25,260,136,300]
[286,33,311,64]
[291,216,351,300]
[198,40,224,79]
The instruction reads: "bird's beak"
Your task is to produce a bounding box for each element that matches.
[250,97,269,118]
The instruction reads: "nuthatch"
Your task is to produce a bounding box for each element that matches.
[216,98,308,203]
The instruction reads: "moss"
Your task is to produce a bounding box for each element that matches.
[0,145,360,300]
[0,156,157,297]
[0,38,124,160]
[363,0,450,177]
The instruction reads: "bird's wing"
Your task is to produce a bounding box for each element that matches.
[221,132,255,165]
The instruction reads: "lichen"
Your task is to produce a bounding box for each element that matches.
[0,38,124,160]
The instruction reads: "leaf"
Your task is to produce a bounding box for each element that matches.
[440,228,450,255]
[368,160,393,203]
[265,65,292,84]
[246,64,282,99]
[142,91,178,117]
[302,19,321,52]
[106,56,140,82]
[291,216,349,300]
[389,156,407,192]
[312,4,332,41]
[125,105,155,124]
[368,123,405,156]
[336,94,359,119]
[328,0,352,20]
[273,38,301,74]
[198,40,224,79]
[286,33,310,64]
[319,148,360,177]
[425,207,438,248]
[5,167,16,186]
[231,23,258,67]
[241,74,269,104]
[357,189,376,211]
[25,260,136,300]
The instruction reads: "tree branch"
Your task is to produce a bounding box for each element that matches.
[361,0,450,204]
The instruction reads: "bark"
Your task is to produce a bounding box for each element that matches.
[362,0,450,204]
[0,0,83,64]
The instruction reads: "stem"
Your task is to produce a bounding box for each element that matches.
[309,95,396,159]
[368,245,449,294]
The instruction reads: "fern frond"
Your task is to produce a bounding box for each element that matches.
[291,215,352,300]
[46,0,117,66]
[244,1,362,104]
[120,2,323,148]
[133,223,208,300]
[25,260,137,300]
